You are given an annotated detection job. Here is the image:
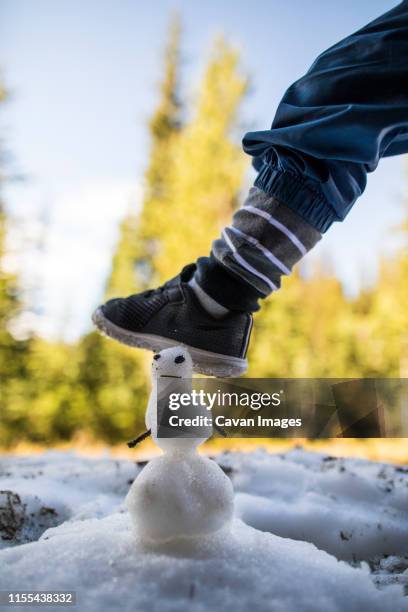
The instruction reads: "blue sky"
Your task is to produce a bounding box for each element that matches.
[1,0,405,340]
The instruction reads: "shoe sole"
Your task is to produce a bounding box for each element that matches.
[92,307,248,377]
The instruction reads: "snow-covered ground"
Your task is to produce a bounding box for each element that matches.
[0,448,407,611]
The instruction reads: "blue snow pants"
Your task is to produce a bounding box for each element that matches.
[243,1,408,233]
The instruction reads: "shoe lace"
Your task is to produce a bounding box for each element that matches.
[143,277,174,299]
[139,264,193,299]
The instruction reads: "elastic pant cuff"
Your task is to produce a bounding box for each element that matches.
[255,163,340,233]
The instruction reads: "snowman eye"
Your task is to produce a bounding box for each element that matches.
[174,355,185,364]
[153,354,161,361]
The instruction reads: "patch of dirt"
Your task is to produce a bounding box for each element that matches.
[0,490,67,547]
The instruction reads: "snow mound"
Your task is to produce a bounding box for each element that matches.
[1,514,406,612]
[1,449,407,610]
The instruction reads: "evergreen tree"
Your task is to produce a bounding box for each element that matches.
[0,82,20,337]
[106,15,182,298]
[153,37,248,281]
[0,80,31,446]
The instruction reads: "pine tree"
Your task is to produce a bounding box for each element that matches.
[153,37,248,282]
[0,82,19,334]
[106,15,182,298]
[0,80,31,446]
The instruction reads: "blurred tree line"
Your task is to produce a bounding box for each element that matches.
[0,20,407,447]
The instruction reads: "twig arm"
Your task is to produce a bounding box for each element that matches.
[127,429,152,448]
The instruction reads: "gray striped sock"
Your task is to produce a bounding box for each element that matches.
[211,187,322,296]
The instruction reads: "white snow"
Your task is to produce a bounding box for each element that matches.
[228,447,408,561]
[0,448,407,611]
[2,514,407,612]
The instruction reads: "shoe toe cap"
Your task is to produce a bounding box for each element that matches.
[101,298,124,326]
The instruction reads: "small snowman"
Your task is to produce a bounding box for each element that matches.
[126,346,234,543]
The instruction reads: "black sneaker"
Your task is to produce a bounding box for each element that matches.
[92,264,252,376]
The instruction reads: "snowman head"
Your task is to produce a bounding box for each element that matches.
[151,346,193,380]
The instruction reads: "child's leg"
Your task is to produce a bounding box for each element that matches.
[193,1,408,312]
